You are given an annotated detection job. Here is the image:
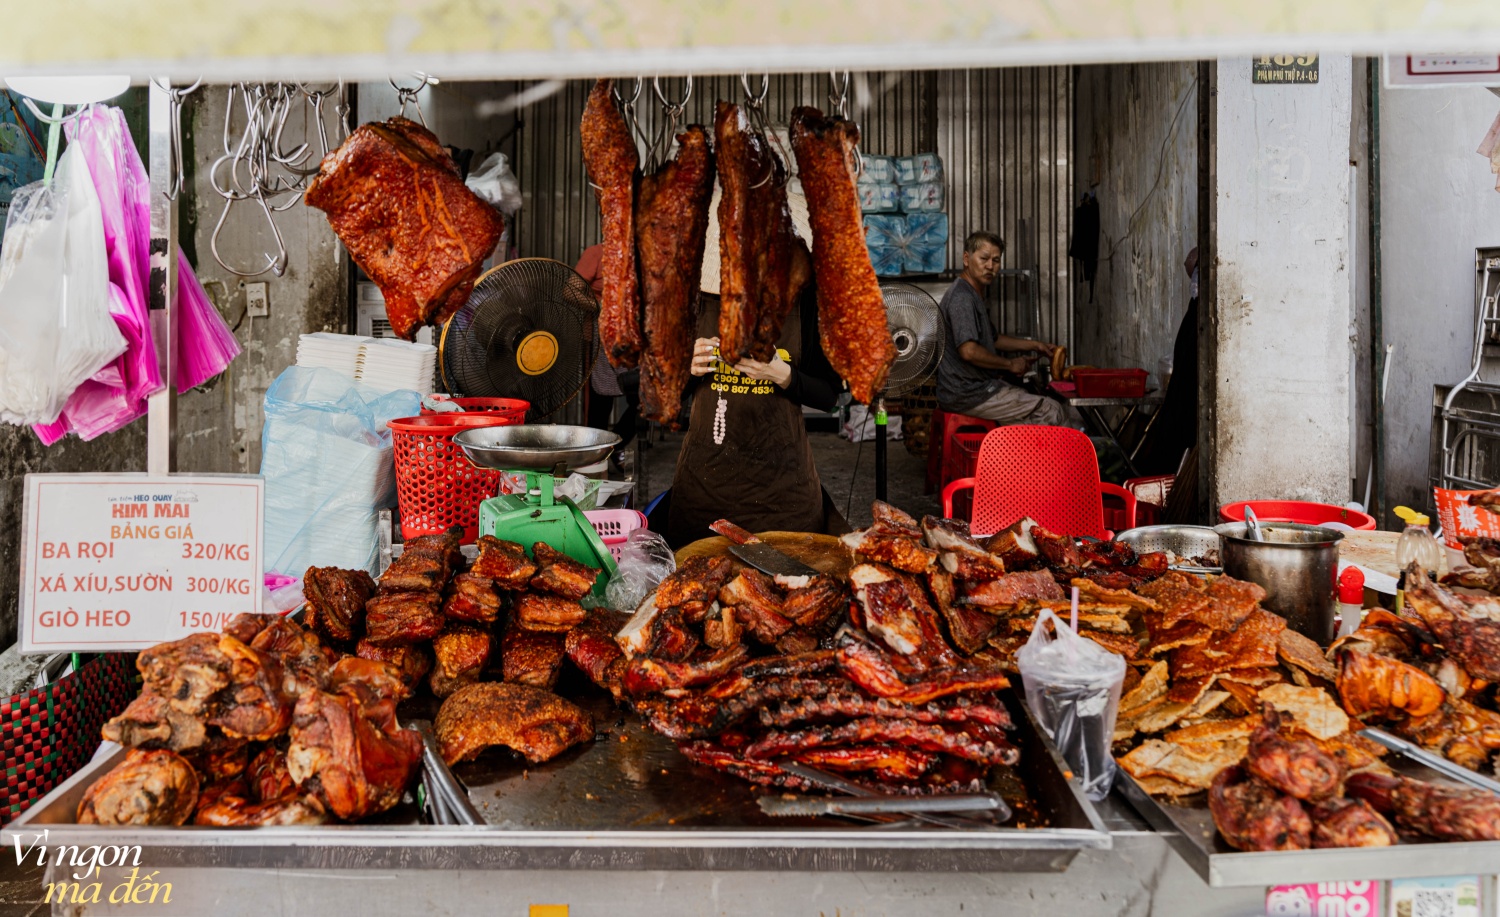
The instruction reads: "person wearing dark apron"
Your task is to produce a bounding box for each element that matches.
[665,290,848,549]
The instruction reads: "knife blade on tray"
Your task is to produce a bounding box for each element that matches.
[1362,727,1500,795]
[710,519,822,578]
[758,794,1007,818]
[773,760,1010,829]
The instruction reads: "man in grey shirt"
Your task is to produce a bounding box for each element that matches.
[937,231,1067,426]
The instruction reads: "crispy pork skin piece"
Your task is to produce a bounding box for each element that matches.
[444,572,504,625]
[102,690,208,751]
[529,542,600,600]
[502,627,568,690]
[248,744,297,802]
[961,570,1066,608]
[637,123,715,421]
[250,615,336,698]
[656,555,737,609]
[781,575,849,631]
[436,681,595,766]
[379,532,461,593]
[286,664,422,821]
[355,639,433,692]
[1309,797,1396,848]
[1208,765,1311,852]
[207,637,294,741]
[306,117,504,340]
[430,624,494,698]
[564,618,630,702]
[302,567,376,643]
[472,536,538,590]
[78,749,200,826]
[836,633,1010,704]
[194,792,329,827]
[841,531,938,574]
[788,106,895,404]
[1347,771,1500,841]
[930,570,1001,655]
[364,591,445,646]
[848,563,956,667]
[622,645,753,697]
[1245,707,1345,802]
[515,592,588,633]
[137,632,233,715]
[581,79,644,367]
[1404,567,1500,680]
[223,612,276,645]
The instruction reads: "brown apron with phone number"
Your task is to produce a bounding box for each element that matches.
[667,302,826,547]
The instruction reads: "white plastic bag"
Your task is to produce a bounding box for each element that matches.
[605,528,676,612]
[261,366,421,576]
[0,148,126,425]
[465,152,523,216]
[1015,608,1126,801]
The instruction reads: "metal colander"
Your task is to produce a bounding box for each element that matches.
[1115,525,1222,573]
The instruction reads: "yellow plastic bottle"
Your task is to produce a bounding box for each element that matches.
[1393,506,1443,610]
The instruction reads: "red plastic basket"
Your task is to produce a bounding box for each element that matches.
[389,414,521,543]
[421,396,530,423]
[1071,368,1148,399]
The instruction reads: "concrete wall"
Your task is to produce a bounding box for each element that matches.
[1211,56,1355,506]
[1073,62,1198,377]
[1377,84,1500,518]
[176,88,349,475]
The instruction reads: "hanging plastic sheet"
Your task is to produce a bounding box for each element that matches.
[34,105,240,443]
[0,146,126,426]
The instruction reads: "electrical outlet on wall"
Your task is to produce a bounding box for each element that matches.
[246,282,269,318]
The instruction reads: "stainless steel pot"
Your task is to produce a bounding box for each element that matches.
[1214,522,1343,645]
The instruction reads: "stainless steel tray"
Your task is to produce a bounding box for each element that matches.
[1116,744,1500,887]
[6,691,1110,872]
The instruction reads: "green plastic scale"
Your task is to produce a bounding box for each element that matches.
[453,424,623,601]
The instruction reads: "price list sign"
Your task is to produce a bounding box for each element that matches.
[19,474,263,652]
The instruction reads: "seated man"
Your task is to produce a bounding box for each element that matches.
[936,231,1067,426]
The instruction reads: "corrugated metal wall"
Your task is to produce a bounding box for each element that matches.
[507,68,1073,347]
[936,69,1073,348]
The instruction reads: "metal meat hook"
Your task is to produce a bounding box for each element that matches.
[390,74,430,126]
[210,191,288,278]
[150,78,202,201]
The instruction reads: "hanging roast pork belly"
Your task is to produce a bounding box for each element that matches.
[581,79,644,368]
[306,117,504,341]
[789,106,895,404]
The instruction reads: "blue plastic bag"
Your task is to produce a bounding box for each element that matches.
[902,212,950,273]
[260,366,420,576]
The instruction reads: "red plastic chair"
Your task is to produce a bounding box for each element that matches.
[924,409,998,494]
[941,425,1137,539]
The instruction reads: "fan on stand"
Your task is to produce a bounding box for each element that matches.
[873,283,946,501]
[438,258,598,418]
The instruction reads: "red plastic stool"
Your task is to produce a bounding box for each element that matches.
[924,409,998,494]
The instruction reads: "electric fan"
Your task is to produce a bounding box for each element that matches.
[438,258,598,418]
[873,282,946,501]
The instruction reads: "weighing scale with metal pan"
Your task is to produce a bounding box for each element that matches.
[453,425,622,599]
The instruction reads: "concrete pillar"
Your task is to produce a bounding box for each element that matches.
[1210,55,1355,508]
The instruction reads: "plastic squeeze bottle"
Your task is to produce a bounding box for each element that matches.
[1393,506,1443,610]
[1336,566,1365,638]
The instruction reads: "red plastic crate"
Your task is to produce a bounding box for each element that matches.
[1071,368,1148,399]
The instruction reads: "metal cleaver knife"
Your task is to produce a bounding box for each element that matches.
[710,519,821,578]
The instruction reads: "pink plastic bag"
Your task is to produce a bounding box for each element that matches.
[35,106,239,443]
